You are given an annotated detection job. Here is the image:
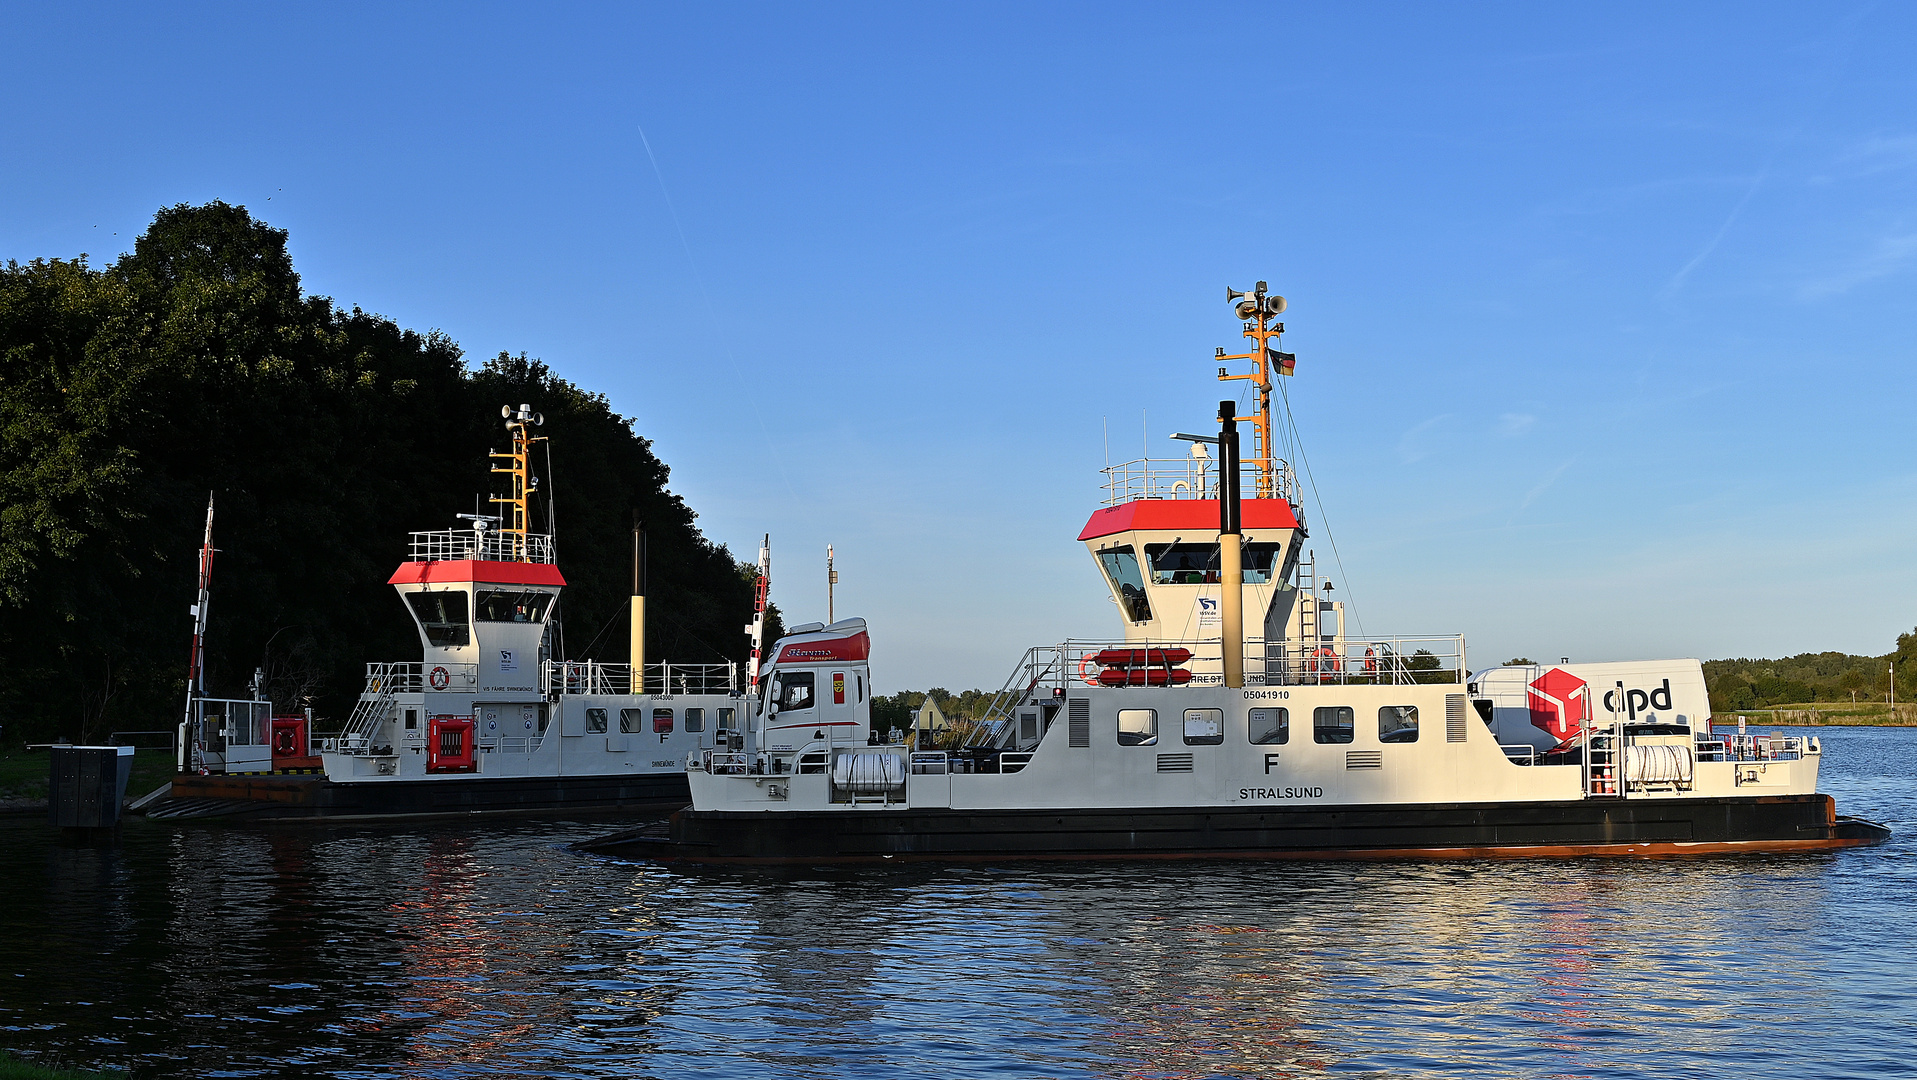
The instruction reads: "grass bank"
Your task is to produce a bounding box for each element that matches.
[1713,702,1917,726]
[0,1051,124,1079]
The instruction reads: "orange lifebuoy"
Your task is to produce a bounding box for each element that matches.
[1079,654,1100,686]
[1313,647,1341,682]
[1362,648,1378,675]
[429,665,450,690]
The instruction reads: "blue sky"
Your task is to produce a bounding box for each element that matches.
[5,4,1915,690]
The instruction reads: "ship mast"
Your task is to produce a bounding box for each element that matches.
[178,493,215,772]
[1216,281,1292,499]
[746,535,771,688]
[491,403,547,561]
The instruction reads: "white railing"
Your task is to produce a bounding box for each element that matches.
[409,529,556,565]
[361,661,480,695]
[189,697,273,746]
[477,736,542,755]
[1101,458,1299,508]
[983,635,1468,718]
[543,660,739,696]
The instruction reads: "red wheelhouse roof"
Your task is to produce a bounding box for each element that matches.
[1078,498,1301,542]
[388,560,567,587]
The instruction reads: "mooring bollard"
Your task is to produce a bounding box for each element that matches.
[48,745,135,829]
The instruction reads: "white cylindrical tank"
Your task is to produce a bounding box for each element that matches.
[1625,743,1693,785]
[832,752,906,793]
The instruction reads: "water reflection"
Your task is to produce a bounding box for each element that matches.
[0,726,1910,1079]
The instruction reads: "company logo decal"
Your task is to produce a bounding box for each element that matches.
[1527,668,1590,742]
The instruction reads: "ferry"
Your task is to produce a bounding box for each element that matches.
[139,405,765,821]
[577,283,1891,862]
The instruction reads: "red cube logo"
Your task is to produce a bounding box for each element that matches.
[1527,668,1590,742]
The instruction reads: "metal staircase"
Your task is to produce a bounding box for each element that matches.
[340,672,396,753]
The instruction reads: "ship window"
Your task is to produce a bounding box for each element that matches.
[1313,706,1354,744]
[776,671,815,711]
[1249,707,1289,745]
[404,708,419,731]
[1183,708,1224,745]
[1117,708,1158,746]
[653,708,674,733]
[1096,546,1152,622]
[1380,705,1419,743]
[619,708,645,733]
[406,591,470,648]
[685,707,705,732]
[717,707,736,731]
[474,589,554,623]
[586,708,608,734]
[1240,542,1286,585]
[1146,543,1220,584]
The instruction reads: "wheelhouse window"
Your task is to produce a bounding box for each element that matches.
[619,708,644,734]
[1146,543,1219,584]
[685,707,705,732]
[1379,705,1418,743]
[405,591,470,648]
[1183,708,1224,745]
[1239,542,1288,585]
[586,707,608,734]
[717,707,736,731]
[775,672,815,712]
[1313,706,1354,744]
[474,589,554,623]
[653,708,674,733]
[1117,708,1158,746]
[1249,707,1289,745]
[1096,546,1152,622]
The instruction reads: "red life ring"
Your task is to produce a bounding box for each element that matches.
[1313,648,1341,682]
[429,665,451,690]
[1079,654,1100,686]
[1363,648,1378,675]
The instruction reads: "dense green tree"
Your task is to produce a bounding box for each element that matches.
[0,202,775,744]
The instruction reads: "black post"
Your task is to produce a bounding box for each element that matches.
[1218,401,1241,531]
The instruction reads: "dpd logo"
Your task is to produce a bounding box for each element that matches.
[1527,668,1590,741]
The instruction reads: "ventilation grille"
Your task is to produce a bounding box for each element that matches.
[1068,699,1090,747]
[1156,753,1194,773]
[1346,750,1383,770]
[1446,694,1467,743]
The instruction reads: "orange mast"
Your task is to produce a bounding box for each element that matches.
[490,404,547,561]
[1214,281,1292,499]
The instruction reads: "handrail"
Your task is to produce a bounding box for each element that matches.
[542,660,740,696]
[408,529,556,565]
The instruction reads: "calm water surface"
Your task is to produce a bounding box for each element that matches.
[3,726,1914,1079]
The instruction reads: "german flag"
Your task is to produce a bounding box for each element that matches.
[1267,348,1296,376]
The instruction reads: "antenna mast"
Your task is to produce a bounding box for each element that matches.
[1216,281,1294,499]
[491,403,547,560]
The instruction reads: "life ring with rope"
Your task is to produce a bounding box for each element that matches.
[1362,647,1378,675]
[429,665,451,690]
[1079,654,1101,686]
[1313,647,1341,683]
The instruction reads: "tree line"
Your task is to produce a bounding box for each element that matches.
[0,202,778,744]
[1704,629,1917,710]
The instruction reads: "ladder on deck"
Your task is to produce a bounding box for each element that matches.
[1290,550,1317,683]
[1583,727,1621,797]
[341,674,396,752]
